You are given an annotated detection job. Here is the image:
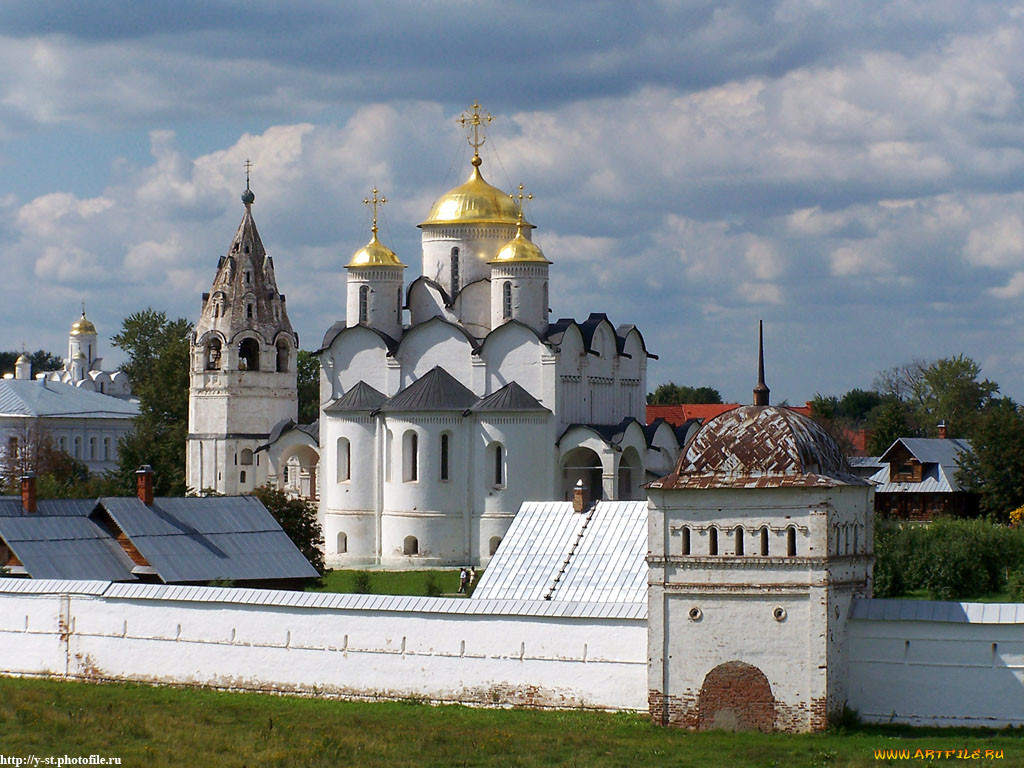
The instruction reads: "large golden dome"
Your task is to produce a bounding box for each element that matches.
[346,232,406,269]
[490,230,550,264]
[420,158,532,228]
[70,312,97,336]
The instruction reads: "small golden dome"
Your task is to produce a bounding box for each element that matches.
[15,354,28,364]
[420,159,532,228]
[490,230,550,264]
[346,232,406,269]
[70,312,97,336]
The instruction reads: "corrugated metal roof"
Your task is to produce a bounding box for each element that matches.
[851,597,1024,624]
[871,438,973,493]
[0,578,646,619]
[0,516,136,581]
[0,379,138,419]
[473,500,649,604]
[0,498,98,517]
[97,496,319,583]
[472,381,547,412]
[324,381,388,412]
[381,366,478,412]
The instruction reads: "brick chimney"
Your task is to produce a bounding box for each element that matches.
[938,421,948,440]
[20,473,36,514]
[135,465,154,505]
[572,479,589,513]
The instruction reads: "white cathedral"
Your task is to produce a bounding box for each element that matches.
[187,104,689,567]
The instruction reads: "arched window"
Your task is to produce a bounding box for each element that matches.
[490,442,504,486]
[734,526,744,556]
[403,430,418,482]
[543,282,548,312]
[240,470,247,484]
[205,338,222,370]
[385,429,393,482]
[760,526,769,556]
[853,524,859,553]
[240,448,253,466]
[403,535,418,555]
[238,338,259,371]
[246,303,254,319]
[502,281,512,319]
[337,437,351,482]
[439,433,450,481]
[450,247,460,292]
[359,285,369,323]
[397,287,402,318]
[276,341,289,372]
[489,536,502,556]
[787,526,797,557]
[103,437,112,461]
[843,524,850,554]
[244,270,251,284]
[681,527,691,555]
[89,437,97,460]
[73,437,81,459]
[337,532,348,554]
[709,527,719,556]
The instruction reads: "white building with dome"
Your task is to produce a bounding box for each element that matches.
[259,105,691,568]
[36,309,132,397]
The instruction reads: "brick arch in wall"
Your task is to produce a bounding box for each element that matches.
[697,661,776,732]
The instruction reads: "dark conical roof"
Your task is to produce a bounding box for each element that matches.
[381,367,478,412]
[324,381,387,412]
[472,381,547,412]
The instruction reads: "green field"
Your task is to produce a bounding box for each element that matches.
[310,568,480,596]
[0,677,1020,767]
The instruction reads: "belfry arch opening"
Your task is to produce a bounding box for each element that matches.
[238,338,260,371]
[204,338,222,370]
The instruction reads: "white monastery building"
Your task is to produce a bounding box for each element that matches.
[245,104,690,567]
[36,308,132,398]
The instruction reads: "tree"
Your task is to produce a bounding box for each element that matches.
[297,350,320,424]
[647,383,723,405]
[866,398,914,456]
[110,309,193,496]
[913,355,998,437]
[958,398,1024,521]
[0,349,63,377]
[250,485,325,575]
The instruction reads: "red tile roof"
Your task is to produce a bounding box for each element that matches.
[647,402,813,427]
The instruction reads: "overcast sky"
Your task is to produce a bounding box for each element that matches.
[3,0,1024,405]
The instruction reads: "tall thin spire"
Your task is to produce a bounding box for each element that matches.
[753,320,770,406]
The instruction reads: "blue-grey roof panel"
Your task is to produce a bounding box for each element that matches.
[0,379,138,419]
[0,516,136,581]
[381,366,478,412]
[0,498,98,517]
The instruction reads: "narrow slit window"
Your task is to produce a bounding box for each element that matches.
[787,526,797,557]
[359,285,369,323]
[440,433,450,481]
[760,526,769,556]
[734,526,744,556]
[502,281,512,319]
[681,527,690,555]
[451,248,460,292]
[709,527,718,556]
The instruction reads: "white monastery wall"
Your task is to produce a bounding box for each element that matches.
[0,582,646,712]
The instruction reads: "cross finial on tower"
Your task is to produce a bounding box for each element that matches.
[753,319,770,406]
[244,159,253,190]
[510,183,533,232]
[458,101,494,166]
[363,187,387,236]
[81,300,86,317]
[241,160,255,206]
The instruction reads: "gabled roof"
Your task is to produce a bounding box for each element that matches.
[472,381,548,412]
[324,381,387,412]
[871,437,973,494]
[0,498,97,517]
[381,367,478,412]
[879,437,972,466]
[0,379,139,419]
[0,515,136,581]
[96,496,319,584]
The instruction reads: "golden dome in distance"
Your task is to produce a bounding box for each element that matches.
[15,354,28,364]
[70,305,97,336]
[490,184,548,264]
[347,188,406,269]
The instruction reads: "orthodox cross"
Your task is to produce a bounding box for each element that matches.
[458,101,493,159]
[363,188,387,234]
[510,183,533,225]
[244,159,253,189]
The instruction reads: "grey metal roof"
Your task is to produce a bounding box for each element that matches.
[0,498,98,517]
[0,379,138,419]
[472,381,547,412]
[97,496,319,583]
[381,366,478,412]
[0,578,647,620]
[473,500,649,605]
[0,516,136,581]
[871,438,973,494]
[324,381,388,412]
[851,597,1024,624]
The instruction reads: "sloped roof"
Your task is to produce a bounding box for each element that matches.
[646,402,813,428]
[381,366,478,412]
[324,381,388,412]
[472,381,547,412]
[870,438,973,494]
[473,500,648,604]
[0,379,138,419]
[0,498,97,517]
[97,496,318,584]
[0,515,136,581]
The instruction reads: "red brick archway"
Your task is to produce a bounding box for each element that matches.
[697,661,776,732]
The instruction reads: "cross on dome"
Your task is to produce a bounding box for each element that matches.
[241,159,255,205]
[510,183,533,229]
[363,187,388,235]
[458,101,494,165]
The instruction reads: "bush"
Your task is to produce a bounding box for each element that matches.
[1009,567,1024,602]
[352,571,372,594]
[424,574,442,597]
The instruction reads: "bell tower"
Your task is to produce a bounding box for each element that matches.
[186,168,298,495]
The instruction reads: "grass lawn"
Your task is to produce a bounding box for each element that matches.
[310,568,481,596]
[1,677,1021,767]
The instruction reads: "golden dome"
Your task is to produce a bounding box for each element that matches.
[346,231,406,269]
[420,159,532,228]
[490,229,550,264]
[15,354,28,364]
[70,312,97,336]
